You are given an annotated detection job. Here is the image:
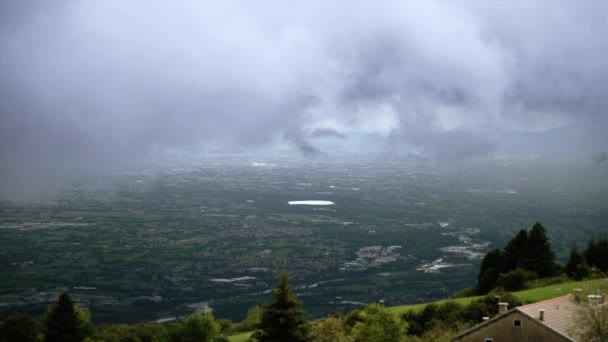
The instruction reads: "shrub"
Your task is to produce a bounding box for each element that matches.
[496,268,536,291]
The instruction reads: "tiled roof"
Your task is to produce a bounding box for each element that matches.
[453,307,577,341]
[455,289,608,341]
[518,294,580,336]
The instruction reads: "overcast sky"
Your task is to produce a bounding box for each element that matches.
[1,0,607,197]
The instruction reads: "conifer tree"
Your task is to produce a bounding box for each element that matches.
[520,222,558,277]
[477,249,502,294]
[503,229,528,271]
[43,293,91,342]
[253,273,309,342]
[565,245,586,279]
[584,237,608,272]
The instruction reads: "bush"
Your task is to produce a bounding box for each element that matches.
[215,319,233,333]
[0,313,40,342]
[496,268,536,291]
[401,301,463,337]
[177,313,221,342]
[344,309,363,332]
[352,304,408,342]
[310,317,352,342]
[232,306,262,332]
[462,291,521,324]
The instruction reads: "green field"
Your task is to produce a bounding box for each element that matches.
[387,278,608,316]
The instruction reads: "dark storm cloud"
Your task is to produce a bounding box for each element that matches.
[289,135,321,156]
[1,0,606,197]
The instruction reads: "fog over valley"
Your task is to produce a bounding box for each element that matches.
[1,0,607,198]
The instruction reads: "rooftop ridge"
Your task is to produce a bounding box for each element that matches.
[518,293,574,309]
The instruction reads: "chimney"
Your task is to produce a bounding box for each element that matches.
[498,302,509,314]
[588,294,602,305]
[539,309,545,321]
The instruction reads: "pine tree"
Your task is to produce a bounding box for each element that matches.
[565,245,585,279]
[584,237,608,272]
[477,249,503,294]
[253,273,310,342]
[43,293,91,342]
[520,222,558,277]
[502,229,528,272]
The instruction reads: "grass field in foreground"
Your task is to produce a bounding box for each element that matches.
[387,278,608,316]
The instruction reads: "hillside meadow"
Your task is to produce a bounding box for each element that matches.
[387,278,608,316]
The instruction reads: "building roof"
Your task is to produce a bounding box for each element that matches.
[518,294,580,335]
[453,307,577,341]
[454,293,593,341]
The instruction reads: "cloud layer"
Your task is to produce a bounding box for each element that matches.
[1,0,607,196]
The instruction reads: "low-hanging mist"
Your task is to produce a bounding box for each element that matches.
[1,0,606,198]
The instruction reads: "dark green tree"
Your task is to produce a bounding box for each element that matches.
[417,303,439,333]
[400,310,423,336]
[401,301,462,337]
[520,222,558,277]
[426,301,463,333]
[496,268,536,291]
[575,262,591,281]
[252,273,310,342]
[0,313,39,342]
[43,293,92,342]
[461,291,521,324]
[584,237,608,273]
[566,245,586,280]
[477,249,503,294]
[503,229,528,271]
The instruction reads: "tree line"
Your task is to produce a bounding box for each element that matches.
[476,222,607,294]
[1,273,412,342]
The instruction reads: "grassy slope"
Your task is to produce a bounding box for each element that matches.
[225,279,608,339]
[387,278,608,316]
